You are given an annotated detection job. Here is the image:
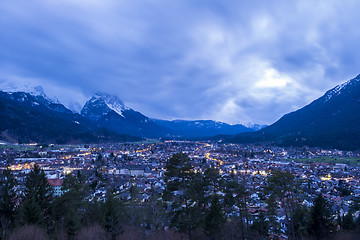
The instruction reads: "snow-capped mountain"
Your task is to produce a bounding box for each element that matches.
[80,93,256,138]
[0,90,140,143]
[0,81,86,113]
[0,82,77,115]
[81,93,168,137]
[226,74,360,150]
[0,82,60,104]
[0,85,265,140]
[81,92,130,121]
[5,88,72,114]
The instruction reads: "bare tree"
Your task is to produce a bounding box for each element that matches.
[8,225,48,240]
[117,226,144,240]
[76,224,106,240]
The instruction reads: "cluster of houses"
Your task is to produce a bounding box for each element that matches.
[1,141,360,233]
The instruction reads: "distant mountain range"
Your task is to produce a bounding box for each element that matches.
[0,88,258,143]
[0,90,142,144]
[4,72,360,149]
[221,74,360,150]
[152,119,254,138]
[80,92,257,138]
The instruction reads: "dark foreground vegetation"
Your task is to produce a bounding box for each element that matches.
[1,153,360,240]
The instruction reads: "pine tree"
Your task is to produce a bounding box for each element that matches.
[293,204,309,240]
[19,196,44,225]
[223,180,248,240]
[82,200,103,227]
[164,153,200,240]
[24,164,53,209]
[56,174,86,238]
[204,195,225,240]
[266,170,296,240]
[251,211,269,239]
[350,196,360,213]
[204,167,222,194]
[66,206,81,237]
[103,192,126,240]
[21,164,53,227]
[265,194,280,235]
[61,174,85,209]
[342,212,356,231]
[223,180,239,208]
[187,172,206,209]
[309,194,335,240]
[164,152,193,200]
[0,168,17,239]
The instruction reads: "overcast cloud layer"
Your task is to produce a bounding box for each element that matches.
[1,0,360,124]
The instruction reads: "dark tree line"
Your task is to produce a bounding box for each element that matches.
[163,153,360,240]
[1,154,360,239]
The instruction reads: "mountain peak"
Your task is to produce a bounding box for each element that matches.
[0,82,61,104]
[82,92,130,121]
[92,92,129,115]
[93,92,122,102]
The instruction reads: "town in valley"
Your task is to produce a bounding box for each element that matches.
[1,140,360,239]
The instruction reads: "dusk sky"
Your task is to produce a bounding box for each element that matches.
[1,0,360,125]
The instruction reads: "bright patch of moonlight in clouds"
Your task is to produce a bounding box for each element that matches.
[1,0,360,124]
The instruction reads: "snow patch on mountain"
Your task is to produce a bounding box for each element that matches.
[324,74,360,102]
[0,81,60,104]
[92,92,130,118]
[81,92,132,121]
[240,122,267,130]
[105,101,126,117]
[325,82,348,102]
[0,80,41,94]
[90,93,130,117]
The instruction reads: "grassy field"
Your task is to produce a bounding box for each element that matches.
[0,144,37,151]
[284,156,360,166]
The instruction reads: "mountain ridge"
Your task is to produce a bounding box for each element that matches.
[0,87,272,142]
[80,92,256,138]
[152,119,255,137]
[0,90,142,144]
[222,74,360,150]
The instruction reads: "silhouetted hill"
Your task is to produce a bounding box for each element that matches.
[224,74,360,150]
[152,119,253,137]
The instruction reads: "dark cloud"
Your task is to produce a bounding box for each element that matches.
[0,0,360,124]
